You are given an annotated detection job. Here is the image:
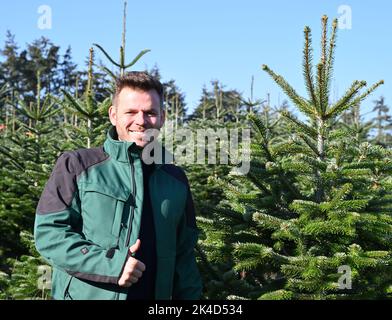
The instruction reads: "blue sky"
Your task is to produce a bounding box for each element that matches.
[0,0,391,117]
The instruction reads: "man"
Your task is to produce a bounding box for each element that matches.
[34,71,202,300]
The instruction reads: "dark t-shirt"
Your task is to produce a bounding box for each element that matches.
[127,162,157,300]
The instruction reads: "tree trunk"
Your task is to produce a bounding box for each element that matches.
[316,116,325,202]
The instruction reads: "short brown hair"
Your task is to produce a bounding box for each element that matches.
[113,71,164,108]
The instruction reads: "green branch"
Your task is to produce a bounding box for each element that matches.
[281,111,318,138]
[325,80,366,118]
[93,43,121,68]
[262,64,315,117]
[124,49,151,68]
[303,26,318,110]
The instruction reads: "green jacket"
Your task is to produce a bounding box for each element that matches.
[34,127,202,300]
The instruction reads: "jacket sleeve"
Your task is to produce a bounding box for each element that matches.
[172,181,203,299]
[34,152,129,284]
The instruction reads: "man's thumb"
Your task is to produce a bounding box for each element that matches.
[129,239,141,256]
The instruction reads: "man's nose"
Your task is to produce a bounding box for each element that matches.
[134,111,146,126]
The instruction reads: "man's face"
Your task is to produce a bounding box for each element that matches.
[109,87,165,147]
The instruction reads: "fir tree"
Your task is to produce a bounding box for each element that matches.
[60,46,78,92]
[0,32,69,103]
[0,31,22,91]
[93,0,150,78]
[188,82,260,299]
[163,79,187,130]
[61,48,111,149]
[371,97,392,147]
[190,80,246,123]
[206,16,391,299]
[2,231,51,300]
[0,71,61,300]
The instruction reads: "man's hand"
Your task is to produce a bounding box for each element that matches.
[118,239,146,287]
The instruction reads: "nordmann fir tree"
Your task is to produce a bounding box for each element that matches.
[214,16,392,299]
[61,48,112,149]
[192,82,270,300]
[0,83,10,130]
[371,97,392,147]
[198,107,287,299]
[2,231,51,300]
[0,71,61,255]
[93,0,150,79]
[193,83,296,300]
[185,81,248,219]
[0,71,61,299]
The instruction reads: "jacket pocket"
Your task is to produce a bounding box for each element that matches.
[65,275,119,300]
[81,184,130,247]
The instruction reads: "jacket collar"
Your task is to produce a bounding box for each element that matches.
[103,126,173,167]
[104,126,142,163]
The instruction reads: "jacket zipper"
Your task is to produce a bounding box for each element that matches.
[125,155,136,247]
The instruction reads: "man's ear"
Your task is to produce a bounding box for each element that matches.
[108,105,117,126]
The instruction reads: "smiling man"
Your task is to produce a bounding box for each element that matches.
[34,71,202,300]
[109,78,165,147]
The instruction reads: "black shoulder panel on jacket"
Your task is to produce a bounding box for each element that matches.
[161,164,197,229]
[37,147,108,214]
